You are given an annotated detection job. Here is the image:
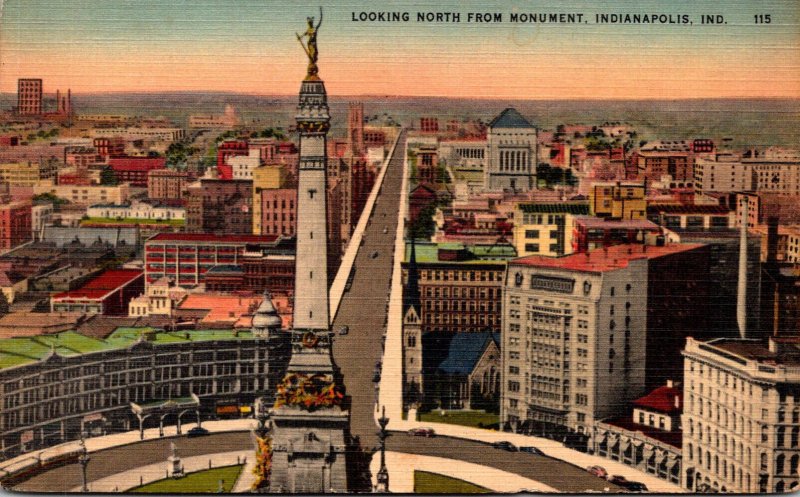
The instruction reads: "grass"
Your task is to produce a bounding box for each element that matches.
[130,464,243,493]
[414,471,490,494]
[417,410,499,429]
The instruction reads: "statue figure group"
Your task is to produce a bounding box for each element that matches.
[297,8,323,79]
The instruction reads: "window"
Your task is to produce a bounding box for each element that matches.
[525,229,540,239]
[524,243,540,253]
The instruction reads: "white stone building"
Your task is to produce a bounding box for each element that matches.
[228,150,263,180]
[485,108,537,192]
[87,200,185,221]
[681,337,800,493]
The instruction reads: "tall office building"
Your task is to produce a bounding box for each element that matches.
[17,79,43,115]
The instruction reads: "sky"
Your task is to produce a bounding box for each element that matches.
[0,0,799,99]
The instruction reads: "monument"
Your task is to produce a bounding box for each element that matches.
[253,11,350,493]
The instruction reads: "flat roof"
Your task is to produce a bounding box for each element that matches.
[404,241,516,265]
[510,243,705,273]
[574,216,660,229]
[700,338,800,367]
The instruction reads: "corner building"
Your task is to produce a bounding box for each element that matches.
[682,337,800,493]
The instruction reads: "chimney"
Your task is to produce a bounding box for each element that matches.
[55,89,61,112]
[666,379,674,388]
[737,199,748,338]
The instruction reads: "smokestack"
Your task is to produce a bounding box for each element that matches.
[55,89,61,112]
[737,199,748,338]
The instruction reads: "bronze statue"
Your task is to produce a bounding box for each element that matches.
[296,8,323,79]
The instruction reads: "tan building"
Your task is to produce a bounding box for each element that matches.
[512,202,589,257]
[588,182,647,220]
[694,154,754,193]
[32,183,130,206]
[682,337,800,493]
[0,159,59,187]
[252,165,287,234]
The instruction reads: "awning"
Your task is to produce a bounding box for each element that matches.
[657,452,669,466]
[595,433,608,445]
[643,447,655,461]
[619,439,631,453]
[666,457,680,470]
[609,436,620,449]
[632,439,644,448]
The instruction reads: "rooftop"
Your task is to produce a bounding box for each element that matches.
[437,332,500,375]
[510,242,705,273]
[52,269,143,301]
[632,384,683,414]
[0,327,254,371]
[698,337,800,368]
[147,233,280,244]
[489,108,534,129]
[404,241,516,265]
[177,293,263,328]
[574,216,660,230]
[517,202,589,215]
[602,417,682,449]
[648,204,732,215]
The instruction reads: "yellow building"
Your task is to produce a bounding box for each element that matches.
[0,159,59,187]
[252,165,287,234]
[512,202,589,257]
[589,181,647,220]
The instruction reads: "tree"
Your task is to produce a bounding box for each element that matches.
[0,291,9,317]
[100,166,118,186]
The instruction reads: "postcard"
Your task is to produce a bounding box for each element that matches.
[0,0,799,494]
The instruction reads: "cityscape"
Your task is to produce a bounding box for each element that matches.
[0,0,799,494]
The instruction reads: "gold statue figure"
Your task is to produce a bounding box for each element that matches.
[296,8,323,79]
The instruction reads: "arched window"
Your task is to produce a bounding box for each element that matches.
[791,454,800,476]
[778,454,786,475]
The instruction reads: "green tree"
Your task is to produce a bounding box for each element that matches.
[100,166,118,186]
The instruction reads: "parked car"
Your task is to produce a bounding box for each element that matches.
[372,371,381,383]
[187,426,209,438]
[408,427,436,437]
[382,227,388,234]
[491,441,518,452]
[613,479,648,492]
[608,476,629,485]
[338,326,349,335]
[519,446,544,455]
[586,465,608,479]
[370,250,379,259]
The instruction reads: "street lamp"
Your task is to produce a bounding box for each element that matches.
[375,406,389,492]
[77,436,90,492]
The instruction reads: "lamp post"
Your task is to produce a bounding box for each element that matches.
[375,406,389,492]
[78,436,90,492]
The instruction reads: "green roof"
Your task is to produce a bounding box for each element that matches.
[404,241,515,265]
[517,202,589,215]
[0,328,256,371]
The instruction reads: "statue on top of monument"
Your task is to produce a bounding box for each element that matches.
[296,8,323,79]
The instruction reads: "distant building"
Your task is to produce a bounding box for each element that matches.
[108,157,167,187]
[188,104,239,129]
[647,204,735,231]
[258,188,296,237]
[588,182,647,220]
[147,169,188,200]
[682,337,800,493]
[128,277,186,317]
[229,150,263,180]
[86,200,185,222]
[0,159,59,187]
[186,178,252,234]
[572,217,661,253]
[637,148,693,183]
[51,269,144,315]
[0,199,32,250]
[16,79,42,115]
[32,183,131,207]
[512,202,589,257]
[485,108,537,192]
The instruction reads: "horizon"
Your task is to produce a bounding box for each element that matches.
[1,0,798,98]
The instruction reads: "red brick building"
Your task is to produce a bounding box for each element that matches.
[108,157,167,187]
[0,199,32,250]
[420,117,439,133]
[93,137,126,158]
[259,188,296,237]
[50,269,144,315]
[572,216,662,253]
[17,79,42,116]
[144,233,295,292]
[148,169,188,200]
[409,183,437,225]
[217,140,249,168]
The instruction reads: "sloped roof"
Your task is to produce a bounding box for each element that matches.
[438,332,500,375]
[489,108,534,129]
[633,385,683,414]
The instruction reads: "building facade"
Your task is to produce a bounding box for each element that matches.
[485,108,537,192]
[512,203,589,257]
[17,79,42,116]
[148,169,188,200]
[682,337,800,493]
[186,179,252,234]
[0,200,32,251]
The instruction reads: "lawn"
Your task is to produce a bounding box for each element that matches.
[414,471,490,494]
[417,410,499,429]
[130,464,243,493]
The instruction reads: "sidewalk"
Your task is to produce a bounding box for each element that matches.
[369,451,557,493]
[70,450,251,492]
[0,418,257,473]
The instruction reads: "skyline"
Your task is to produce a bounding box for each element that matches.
[0,0,799,99]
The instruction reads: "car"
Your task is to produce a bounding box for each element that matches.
[408,427,436,437]
[187,426,209,438]
[586,466,608,479]
[491,441,518,452]
[382,227,388,234]
[621,482,648,492]
[372,372,381,382]
[519,446,544,455]
[608,476,629,485]
[338,326,349,335]
[370,251,379,259]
